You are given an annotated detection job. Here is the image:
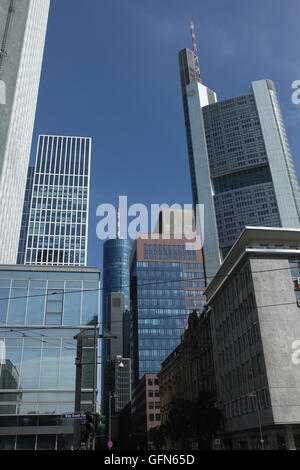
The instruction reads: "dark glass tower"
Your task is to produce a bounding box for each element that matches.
[130,229,205,386]
[102,239,133,330]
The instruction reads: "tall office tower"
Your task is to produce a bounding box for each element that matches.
[130,210,205,386]
[101,240,132,417]
[101,238,133,361]
[0,0,50,264]
[179,45,300,281]
[102,239,133,321]
[17,135,91,266]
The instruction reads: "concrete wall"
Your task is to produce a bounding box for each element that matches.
[251,257,300,424]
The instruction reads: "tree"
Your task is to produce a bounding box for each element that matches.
[163,397,194,448]
[149,425,166,450]
[190,391,223,450]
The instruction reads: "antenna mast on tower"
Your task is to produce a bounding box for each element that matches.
[190,21,202,82]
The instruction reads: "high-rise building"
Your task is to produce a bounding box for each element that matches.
[179,47,300,281]
[17,135,91,266]
[0,0,50,264]
[0,264,100,450]
[130,210,206,386]
[102,239,133,324]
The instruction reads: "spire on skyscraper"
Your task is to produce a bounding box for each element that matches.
[190,21,202,83]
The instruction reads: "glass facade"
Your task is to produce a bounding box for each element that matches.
[102,239,133,333]
[0,266,100,450]
[131,238,205,385]
[17,135,91,267]
[179,48,300,279]
[203,93,281,256]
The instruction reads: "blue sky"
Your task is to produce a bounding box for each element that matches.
[31,0,300,271]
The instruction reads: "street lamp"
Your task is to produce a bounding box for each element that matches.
[247,392,264,450]
[73,324,117,450]
[108,356,124,447]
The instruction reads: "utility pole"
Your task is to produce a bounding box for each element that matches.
[73,325,117,450]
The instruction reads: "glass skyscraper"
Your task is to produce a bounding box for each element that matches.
[130,234,205,386]
[0,0,50,264]
[179,47,300,281]
[101,239,132,403]
[18,135,91,267]
[102,239,133,332]
[0,265,100,450]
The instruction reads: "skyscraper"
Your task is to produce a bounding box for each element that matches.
[102,239,133,341]
[130,210,205,386]
[17,135,91,266]
[0,0,50,264]
[101,239,132,416]
[179,46,300,281]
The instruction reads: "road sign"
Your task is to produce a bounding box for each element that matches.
[107,441,113,448]
[63,413,86,420]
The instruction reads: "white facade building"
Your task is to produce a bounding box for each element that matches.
[0,0,50,264]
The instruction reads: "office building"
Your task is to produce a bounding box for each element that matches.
[131,374,160,436]
[17,135,91,266]
[130,211,205,386]
[0,0,50,264]
[102,239,133,329]
[102,293,131,421]
[205,226,300,450]
[101,238,133,388]
[179,47,300,280]
[0,264,100,450]
[159,309,216,449]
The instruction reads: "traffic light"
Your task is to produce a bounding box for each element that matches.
[86,412,106,434]
[97,414,106,432]
[86,412,95,432]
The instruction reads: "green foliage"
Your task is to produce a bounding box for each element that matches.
[163,392,223,450]
[149,426,166,450]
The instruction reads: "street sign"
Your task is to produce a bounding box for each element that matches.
[63,413,86,420]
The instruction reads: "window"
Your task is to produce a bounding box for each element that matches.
[148,378,153,386]
[45,289,63,325]
[149,414,154,422]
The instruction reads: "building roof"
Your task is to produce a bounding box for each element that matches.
[204,226,300,302]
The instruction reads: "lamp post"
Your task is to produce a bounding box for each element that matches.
[108,356,124,448]
[74,325,117,450]
[247,392,264,450]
